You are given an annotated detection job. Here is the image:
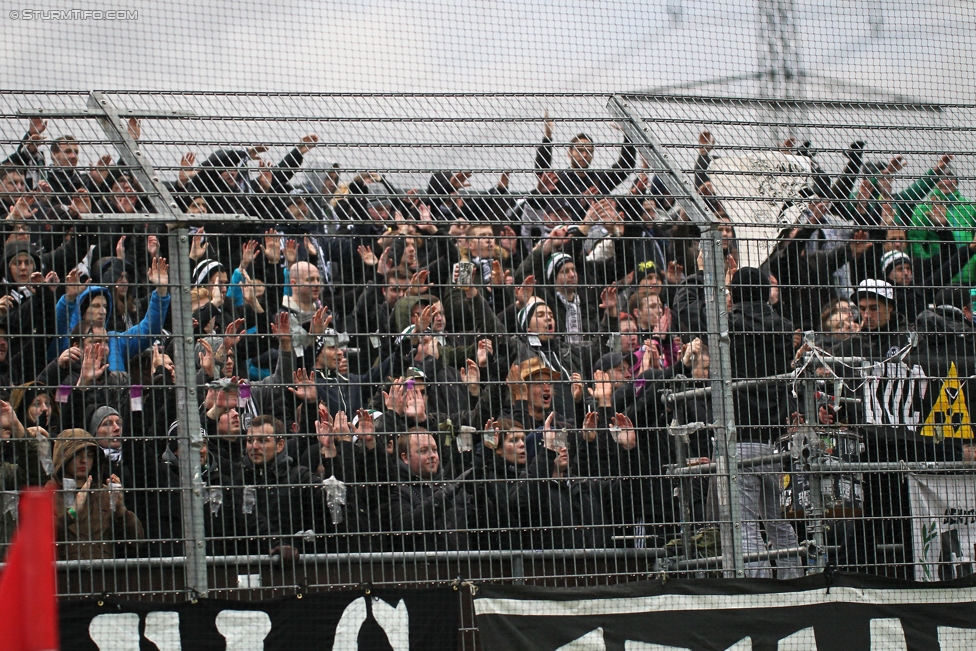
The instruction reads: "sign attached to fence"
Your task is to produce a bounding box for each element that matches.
[60,587,458,651]
[474,574,976,651]
[909,474,976,583]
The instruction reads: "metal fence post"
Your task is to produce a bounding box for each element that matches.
[607,95,745,577]
[85,92,210,597]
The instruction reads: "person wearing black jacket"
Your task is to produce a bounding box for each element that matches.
[727,267,803,579]
[230,415,315,559]
[480,418,528,549]
[535,123,637,220]
[382,430,481,552]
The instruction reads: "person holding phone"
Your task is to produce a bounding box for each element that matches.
[46,428,144,560]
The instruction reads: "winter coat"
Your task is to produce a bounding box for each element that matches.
[48,429,145,560]
[729,301,795,444]
[55,285,171,372]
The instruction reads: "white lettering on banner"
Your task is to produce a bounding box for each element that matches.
[625,641,689,650]
[556,627,606,649]
[870,619,907,651]
[144,611,182,651]
[861,362,927,429]
[333,597,368,650]
[565,631,752,650]
[214,610,272,651]
[938,626,976,649]
[371,598,410,651]
[333,596,410,650]
[778,627,817,650]
[89,613,141,651]
[85,600,411,651]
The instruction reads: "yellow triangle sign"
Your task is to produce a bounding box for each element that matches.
[920,362,974,440]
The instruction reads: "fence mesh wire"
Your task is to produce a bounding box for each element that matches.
[3,5,976,646]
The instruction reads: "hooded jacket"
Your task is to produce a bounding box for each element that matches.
[728,269,795,444]
[2,240,59,383]
[910,187,976,283]
[46,428,145,560]
[55,284,170,372]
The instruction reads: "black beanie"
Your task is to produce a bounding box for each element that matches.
[729,267,770,305]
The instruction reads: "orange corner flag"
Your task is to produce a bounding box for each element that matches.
[0,488,59,651]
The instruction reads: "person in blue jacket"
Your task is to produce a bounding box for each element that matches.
[54,257,171,372]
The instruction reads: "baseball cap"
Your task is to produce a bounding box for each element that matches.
[518,357,561,381]
[592,352,626,374]
[851,278,895,304]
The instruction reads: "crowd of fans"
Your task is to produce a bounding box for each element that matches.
[0,115,973,580]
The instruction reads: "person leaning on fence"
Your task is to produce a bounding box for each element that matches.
[727,267,803,579]
[383,429,481,552]
[47,428,145,561]
[515,412,613,550]
[230,415,315,560]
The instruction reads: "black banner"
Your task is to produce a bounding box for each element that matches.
[856,354,975,456]
[61,587,458,651]
[475,573,976,650]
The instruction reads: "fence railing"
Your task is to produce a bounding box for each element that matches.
[0,92,974,613]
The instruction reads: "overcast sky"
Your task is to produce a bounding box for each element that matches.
[1,0,974,100]
[2,1,973,193]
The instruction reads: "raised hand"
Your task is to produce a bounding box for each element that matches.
[571,372,585,403]
[581,410,600,442]
[178,152,197,186]
[189,228,209,260]
[7,195,36,219]
[68,188,92,217]
[197,339,216,378]
[262,229,282,263]
[331,410,352,436]
[543,110,554,140]
[310,306,331,335]
[476,338,492,367]
[115,235,127,260]
[297,133,320,154]
[407,269,430,296]
[588,369,615,407]
[357,245,378,267]
[383,380,405,413]
[240,239,259,270]
[459,358,481,396]
[284,239,299,266]
[145,235,160,259]
[222,318,246,350]
[126,117,141,141]
[270,311,292,351]
[612,413,637,450]
[599,285,618,316]
[515,274,536,310]
[89,154,114,186]
[77,342,109,387]
[58,345,83,369]
[73,476,94,512]
[148,257,170,296]
[288,368,319,402]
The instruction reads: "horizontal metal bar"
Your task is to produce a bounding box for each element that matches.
[808,461,976,473]
[37,548,670,572]
[664,372,799,404]
[76,212,248,224]
[669,452,794,476]
[16,108,195,118]
[672,544,819,570]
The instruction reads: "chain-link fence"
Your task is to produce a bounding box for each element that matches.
[1,91,975,645]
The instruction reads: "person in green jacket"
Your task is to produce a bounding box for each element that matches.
[909,174,976,284]
[839,153,953,226]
